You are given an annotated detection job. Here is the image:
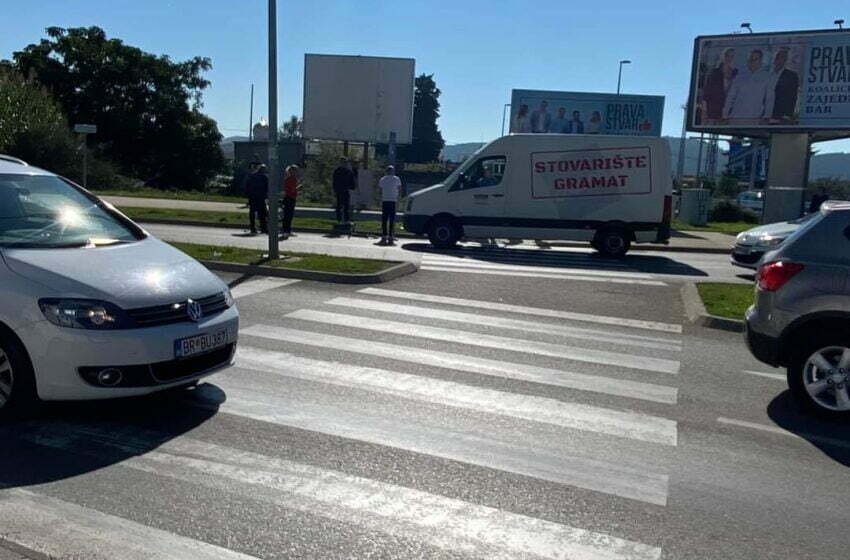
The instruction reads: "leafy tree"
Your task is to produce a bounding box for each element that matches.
[392,74,445,163]
[7,26,224,190]
[281,115,302,139]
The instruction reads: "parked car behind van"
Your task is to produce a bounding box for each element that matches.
[0,156,239,418]
[404,134,673,257]
[745,201,850,417]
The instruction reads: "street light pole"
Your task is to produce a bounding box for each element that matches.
[267,0,280,259]
[617,60,631,95]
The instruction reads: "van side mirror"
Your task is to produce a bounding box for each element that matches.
[457,173,467,188]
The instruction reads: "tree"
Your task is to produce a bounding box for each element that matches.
[281,115,302,139]
[7,26,224,190]
[398,74,445,163]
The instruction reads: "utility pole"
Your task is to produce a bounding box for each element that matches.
[267,0,280,258]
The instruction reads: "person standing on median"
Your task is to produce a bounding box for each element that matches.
[281,164,300,239]
[332,157,355,223]
[245,160,269,235]
[378,165,402,246]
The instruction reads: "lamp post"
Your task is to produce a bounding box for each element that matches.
[835,19,845,29]
[267,0,279,259]
[740,22,752,33]
[616,60,631,95]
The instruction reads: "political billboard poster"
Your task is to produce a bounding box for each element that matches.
[688,29,850,132]
[303,54,415,144]
[509,90,664,136]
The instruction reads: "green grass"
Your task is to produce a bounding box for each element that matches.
[120,206,386,234]
[94,187,332,207]
[672,219,755,235]
[697,282,754,320]
[170,242,395,275]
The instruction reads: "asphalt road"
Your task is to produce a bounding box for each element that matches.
[3,267,846,559]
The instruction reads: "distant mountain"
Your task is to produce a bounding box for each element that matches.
[440,142,485,162]
[220,136,249,160]
[810,152,850,181]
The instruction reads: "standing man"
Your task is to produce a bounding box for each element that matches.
[551,107,569,134]
[530,100,551,133]
[378,165,402,246]
[568,111,585,134]
[332,157,355,223]
[765,48,800,123]
[723,48,771,124]
[280,164,300,239]
[245,160,268,235]
[809,186,829,214]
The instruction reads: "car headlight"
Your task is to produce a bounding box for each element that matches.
[759,236,784,248]
[223,288,235,308]
[38,299,131,330]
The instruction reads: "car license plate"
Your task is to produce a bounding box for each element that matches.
[175,330,228,359]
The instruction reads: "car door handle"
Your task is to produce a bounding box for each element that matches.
[491,194,504,198]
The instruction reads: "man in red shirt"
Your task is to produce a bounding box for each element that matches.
[281,165,299,238]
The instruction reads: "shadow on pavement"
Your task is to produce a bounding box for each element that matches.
[401,242,710,277]
[0,385,223,489]
[766,391,850,467]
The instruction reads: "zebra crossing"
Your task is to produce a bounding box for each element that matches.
[417,250,669,286]
[4,286,684,559]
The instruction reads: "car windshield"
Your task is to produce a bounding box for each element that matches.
[0,174,143,248]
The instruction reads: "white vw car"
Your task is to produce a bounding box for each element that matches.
[0,156,239,417]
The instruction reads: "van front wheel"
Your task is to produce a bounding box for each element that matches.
[428,217,460,249]
[594,228,631,258]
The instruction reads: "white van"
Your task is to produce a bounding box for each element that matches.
[404,134,673,256]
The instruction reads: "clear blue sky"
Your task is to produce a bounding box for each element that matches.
[3,0,849,152]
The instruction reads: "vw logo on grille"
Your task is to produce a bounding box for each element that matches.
[186,299,203,322]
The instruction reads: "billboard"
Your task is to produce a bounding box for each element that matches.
[531,146,653,199]
[302,54,415,144]
[509,90,664,136]
[688,29,850,132]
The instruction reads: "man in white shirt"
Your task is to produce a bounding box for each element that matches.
[723,48,771,123]
[378,165,402,245]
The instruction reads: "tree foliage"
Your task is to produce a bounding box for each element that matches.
[397,74,445,163]
[8,26,224,190]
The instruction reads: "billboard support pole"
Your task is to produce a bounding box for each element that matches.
[763,133,809,223]
[267,0,279,259]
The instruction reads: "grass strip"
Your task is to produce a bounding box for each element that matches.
[697,282,754,320]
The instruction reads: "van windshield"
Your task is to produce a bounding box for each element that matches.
[0,174,144,249]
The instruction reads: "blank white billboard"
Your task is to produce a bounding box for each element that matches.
[302,54,415,144]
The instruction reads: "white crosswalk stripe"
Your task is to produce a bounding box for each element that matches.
[230,278,300,299]
[283,309,681,374]
[0,489,261,560]
[23,424,662,560]
[422,255,655,278]
[325,296,682,352]
[420,264,668,286]
[239,325,679,403]
[358,287,683,333]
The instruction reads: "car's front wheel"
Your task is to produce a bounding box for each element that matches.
[788,335,850,418]
[0,334,36,420]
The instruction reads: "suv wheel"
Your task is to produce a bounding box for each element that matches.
[0,335,36,420]
[428,217,460,249]
[788,336,850,417]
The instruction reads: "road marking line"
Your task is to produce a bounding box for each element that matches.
[421,265,669,286]
[0,489,260,560]
[230,278,300,300]
[284,310,681,375]
[716,417,850,451]
[236,346,678,446]
[421,256,652,278]
[358,288,683,333]
[25,425,662,560]
[326,297,681,351]
[239,325,678,403]
[425,249,633,268]
[742,370,785,382]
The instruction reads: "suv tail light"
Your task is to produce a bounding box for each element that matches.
[757,261,804,291]
[662,195,673,225]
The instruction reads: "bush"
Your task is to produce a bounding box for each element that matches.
[709,200,759,223]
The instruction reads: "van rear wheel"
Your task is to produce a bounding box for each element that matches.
[428,217,460,249]
[594,228,631,258]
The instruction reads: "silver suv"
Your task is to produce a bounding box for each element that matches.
[745,201,850,418]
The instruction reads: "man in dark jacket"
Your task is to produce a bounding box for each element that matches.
[768,48,800,122]
[245,161,269,234]
[332,158,355,223]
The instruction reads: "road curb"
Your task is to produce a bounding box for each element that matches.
[199,259,418,284]
[680,282,746,333]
